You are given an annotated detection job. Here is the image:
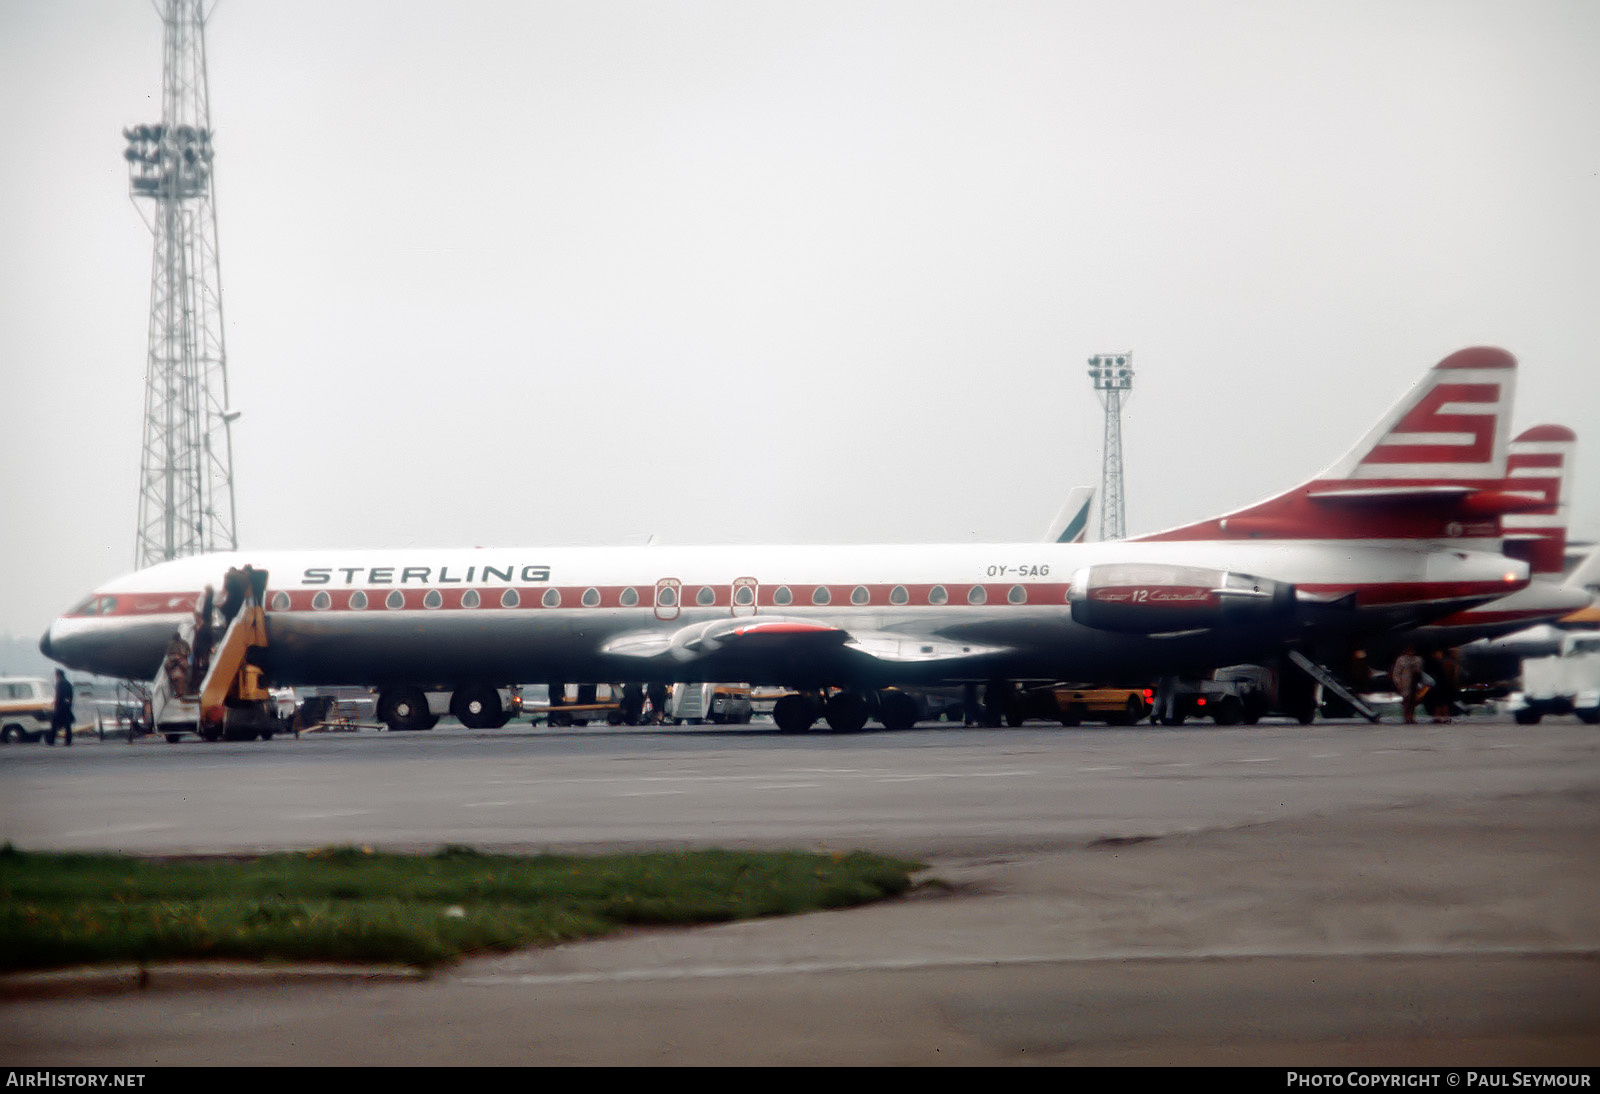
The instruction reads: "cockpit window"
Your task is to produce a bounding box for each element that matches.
[68,596,99,617]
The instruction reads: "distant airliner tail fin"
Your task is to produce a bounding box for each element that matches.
[1502,425,1577,576]
[1044,486,1095,543]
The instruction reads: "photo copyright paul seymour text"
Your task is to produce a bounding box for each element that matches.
[1288,1075,1592,1089]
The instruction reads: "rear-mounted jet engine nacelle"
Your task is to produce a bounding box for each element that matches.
[1068,564,1295,634]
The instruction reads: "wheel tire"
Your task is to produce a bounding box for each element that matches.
[451,685,503,730]
[824,693,870,734]
[1212,696,1244,726]
[876,691,919,732]
[773,695,817,733]
[0,725,17,744]
[1577,708,1600,726]
[381,687,434,732]
[164,733,182,744]
[1109,698,1144,726]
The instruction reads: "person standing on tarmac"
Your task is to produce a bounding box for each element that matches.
[1391,646,1425,725]
[50,668,74,747]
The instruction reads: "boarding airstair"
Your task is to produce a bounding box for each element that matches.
[1288,649,1381,723]
[149,569,282,742]
[148,616,199,740]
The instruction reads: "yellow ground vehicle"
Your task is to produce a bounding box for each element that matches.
[1047,686,1153,726]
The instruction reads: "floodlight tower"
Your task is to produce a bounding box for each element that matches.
[1087,352,1134,540]
[124,0,238,568]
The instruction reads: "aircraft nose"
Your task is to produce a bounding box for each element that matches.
[39,626,54,661]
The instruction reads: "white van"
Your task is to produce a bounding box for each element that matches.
[0,677,61,744]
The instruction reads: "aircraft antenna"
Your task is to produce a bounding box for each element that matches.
[125,0,238,567]
[1087,353,1134,540]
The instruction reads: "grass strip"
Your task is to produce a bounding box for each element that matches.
[0,843,922,971]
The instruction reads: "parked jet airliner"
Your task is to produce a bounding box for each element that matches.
[42,347,1535,732]
[1400,424,1592,647]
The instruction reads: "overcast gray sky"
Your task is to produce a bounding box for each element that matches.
[2,0,1597,646]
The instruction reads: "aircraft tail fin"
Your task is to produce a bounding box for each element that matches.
[1502,425,1577,576]
[1044,486,1095,543]
[1133,346,1526,544]
[1566,542,1600,594]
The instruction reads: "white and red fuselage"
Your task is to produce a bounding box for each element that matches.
[40,346,1561,696]
[42,538,1526,690]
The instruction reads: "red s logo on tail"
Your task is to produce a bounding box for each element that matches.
[1361,383,1501,467]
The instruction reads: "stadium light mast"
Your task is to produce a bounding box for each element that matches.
[125,0,238,567]
[1087,352,1134,541]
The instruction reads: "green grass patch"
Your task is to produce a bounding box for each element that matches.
[0,843,922,972]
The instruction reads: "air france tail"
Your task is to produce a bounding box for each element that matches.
[1135,346,1528,545]
[1044,486,1095,544]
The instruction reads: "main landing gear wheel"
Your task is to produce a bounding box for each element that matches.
[876,690,920,732]
[380,687,437,731]
[451,685,508,729]
[824,692,870,734]
[773,695,818,733]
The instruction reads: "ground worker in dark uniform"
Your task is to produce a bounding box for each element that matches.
[191,584,216,685]
[220,567,249,627]
[50,669,74,747]
[646,682,668,724]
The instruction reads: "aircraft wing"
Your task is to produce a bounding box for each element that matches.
[600,614,1009,672]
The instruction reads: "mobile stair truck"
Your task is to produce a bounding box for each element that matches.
[150,571,291,742]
